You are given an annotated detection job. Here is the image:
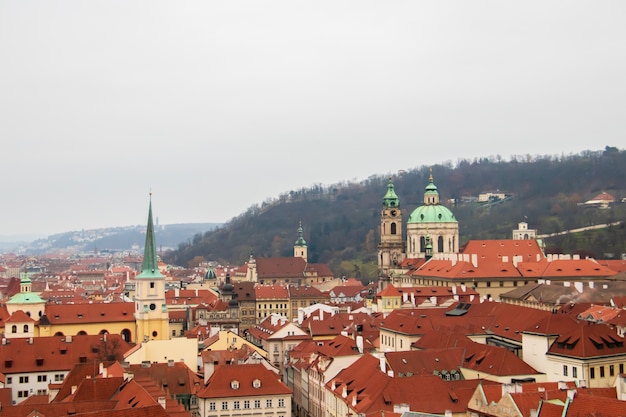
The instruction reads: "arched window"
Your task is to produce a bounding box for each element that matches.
[438,236,444,252]
[77,330,87,335]
[11,325,17,333]
[121,329,132,342]
[420,236,425,253]
[390,222,397,235]
[23,325,29,333]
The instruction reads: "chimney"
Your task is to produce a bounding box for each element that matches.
[158,396,167,409]
[471,254,478,268]
[356,335,364,354]
[379,355,386,374]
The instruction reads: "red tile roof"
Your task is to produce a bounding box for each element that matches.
[197,363,291,398]
[0,334,134,374]
[44,302,135,324]
[547,321,626,359]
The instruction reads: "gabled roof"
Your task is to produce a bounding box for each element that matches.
[0,334,134,374]
[5,310,35,323]
[547,321,626,359]
[197,363,291,398]
[461,239,545,263]
[255,257,307,279]
[43,302,135,324]
[540,259,617,278]
[125,361,202,396]
[385,348,464,377]
[255,284,290,299]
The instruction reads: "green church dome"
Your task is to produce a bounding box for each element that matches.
[407,169,457,224]
[408,205,457,223]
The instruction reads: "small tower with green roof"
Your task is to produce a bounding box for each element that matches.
[6,272,46,318]
[293,221,308,262]
[134,195,170,342]
[378,177,406,278]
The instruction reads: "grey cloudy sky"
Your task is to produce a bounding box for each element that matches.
[1,1,624,237]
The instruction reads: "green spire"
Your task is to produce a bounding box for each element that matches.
[295,221,307,246]
[383,177,400,208]
[136,194,165,280]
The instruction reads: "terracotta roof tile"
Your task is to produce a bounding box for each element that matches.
[197,363,291,398]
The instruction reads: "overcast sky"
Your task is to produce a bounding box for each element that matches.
[0,1,624,238]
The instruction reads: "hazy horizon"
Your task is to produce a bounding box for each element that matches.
[2,1,624,236]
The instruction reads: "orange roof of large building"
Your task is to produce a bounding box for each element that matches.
[0,334,134,374]
[461,239,545,263]
[197,363,292,398]
[43,302,135,325]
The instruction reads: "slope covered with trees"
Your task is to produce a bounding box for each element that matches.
[164,147,626,279]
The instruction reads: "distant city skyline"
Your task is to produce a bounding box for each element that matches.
[1,1,625,237]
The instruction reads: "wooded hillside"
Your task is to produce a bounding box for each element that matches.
[164,147,626,280]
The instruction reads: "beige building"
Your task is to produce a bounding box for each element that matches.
[197,363,292,417]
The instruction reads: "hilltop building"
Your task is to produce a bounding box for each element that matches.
[244,223,333,285]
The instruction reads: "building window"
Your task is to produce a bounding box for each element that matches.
[244,400,250,409]
[209,402,216,411]
[278,398,285,408]
[150,282,155,288]
[266,399,273,408]
[55,374,64,382]
[234,401,240,410]
[221,401,228,410]
[254,400,261,409]
[610,365,615,377]
[563,365,568,376]
[18,391,28,398]
[19,376,29,384]
[172,330,176,337]
[11,325,17,333]
[590,367,595,379]
[600,366,605,378]
[573,367,578,378]
[513,281,518,287]
[486,281,491,288]
[23,325,29,333]
[6,377,12,384]
[37,375,47,382]
[620,364,624,374]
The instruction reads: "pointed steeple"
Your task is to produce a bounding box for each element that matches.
[382,177,400,208]
[424,168,440,205]
[295,221,307,247]
[136,194,165,280]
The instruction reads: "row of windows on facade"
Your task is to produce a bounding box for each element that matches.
[7,374,65,385]
[418,279,531,288]
[257,304,289,309]
[208,399,285,410]
[565,363,625,379]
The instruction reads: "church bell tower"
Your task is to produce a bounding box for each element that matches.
[378,177,405,280]
[134,195,170,342]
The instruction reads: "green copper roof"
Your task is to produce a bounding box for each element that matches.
[295,221,307,246]
[136,196,165,280]
[20,272,32,284]
[7,292,45,304]
[204,264,217,280]
[383,177,400,208]
[408,205,457,223]
[424,169,438,195]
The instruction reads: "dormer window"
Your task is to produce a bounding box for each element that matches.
[231,380,239,389]
[252,379,261,388]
